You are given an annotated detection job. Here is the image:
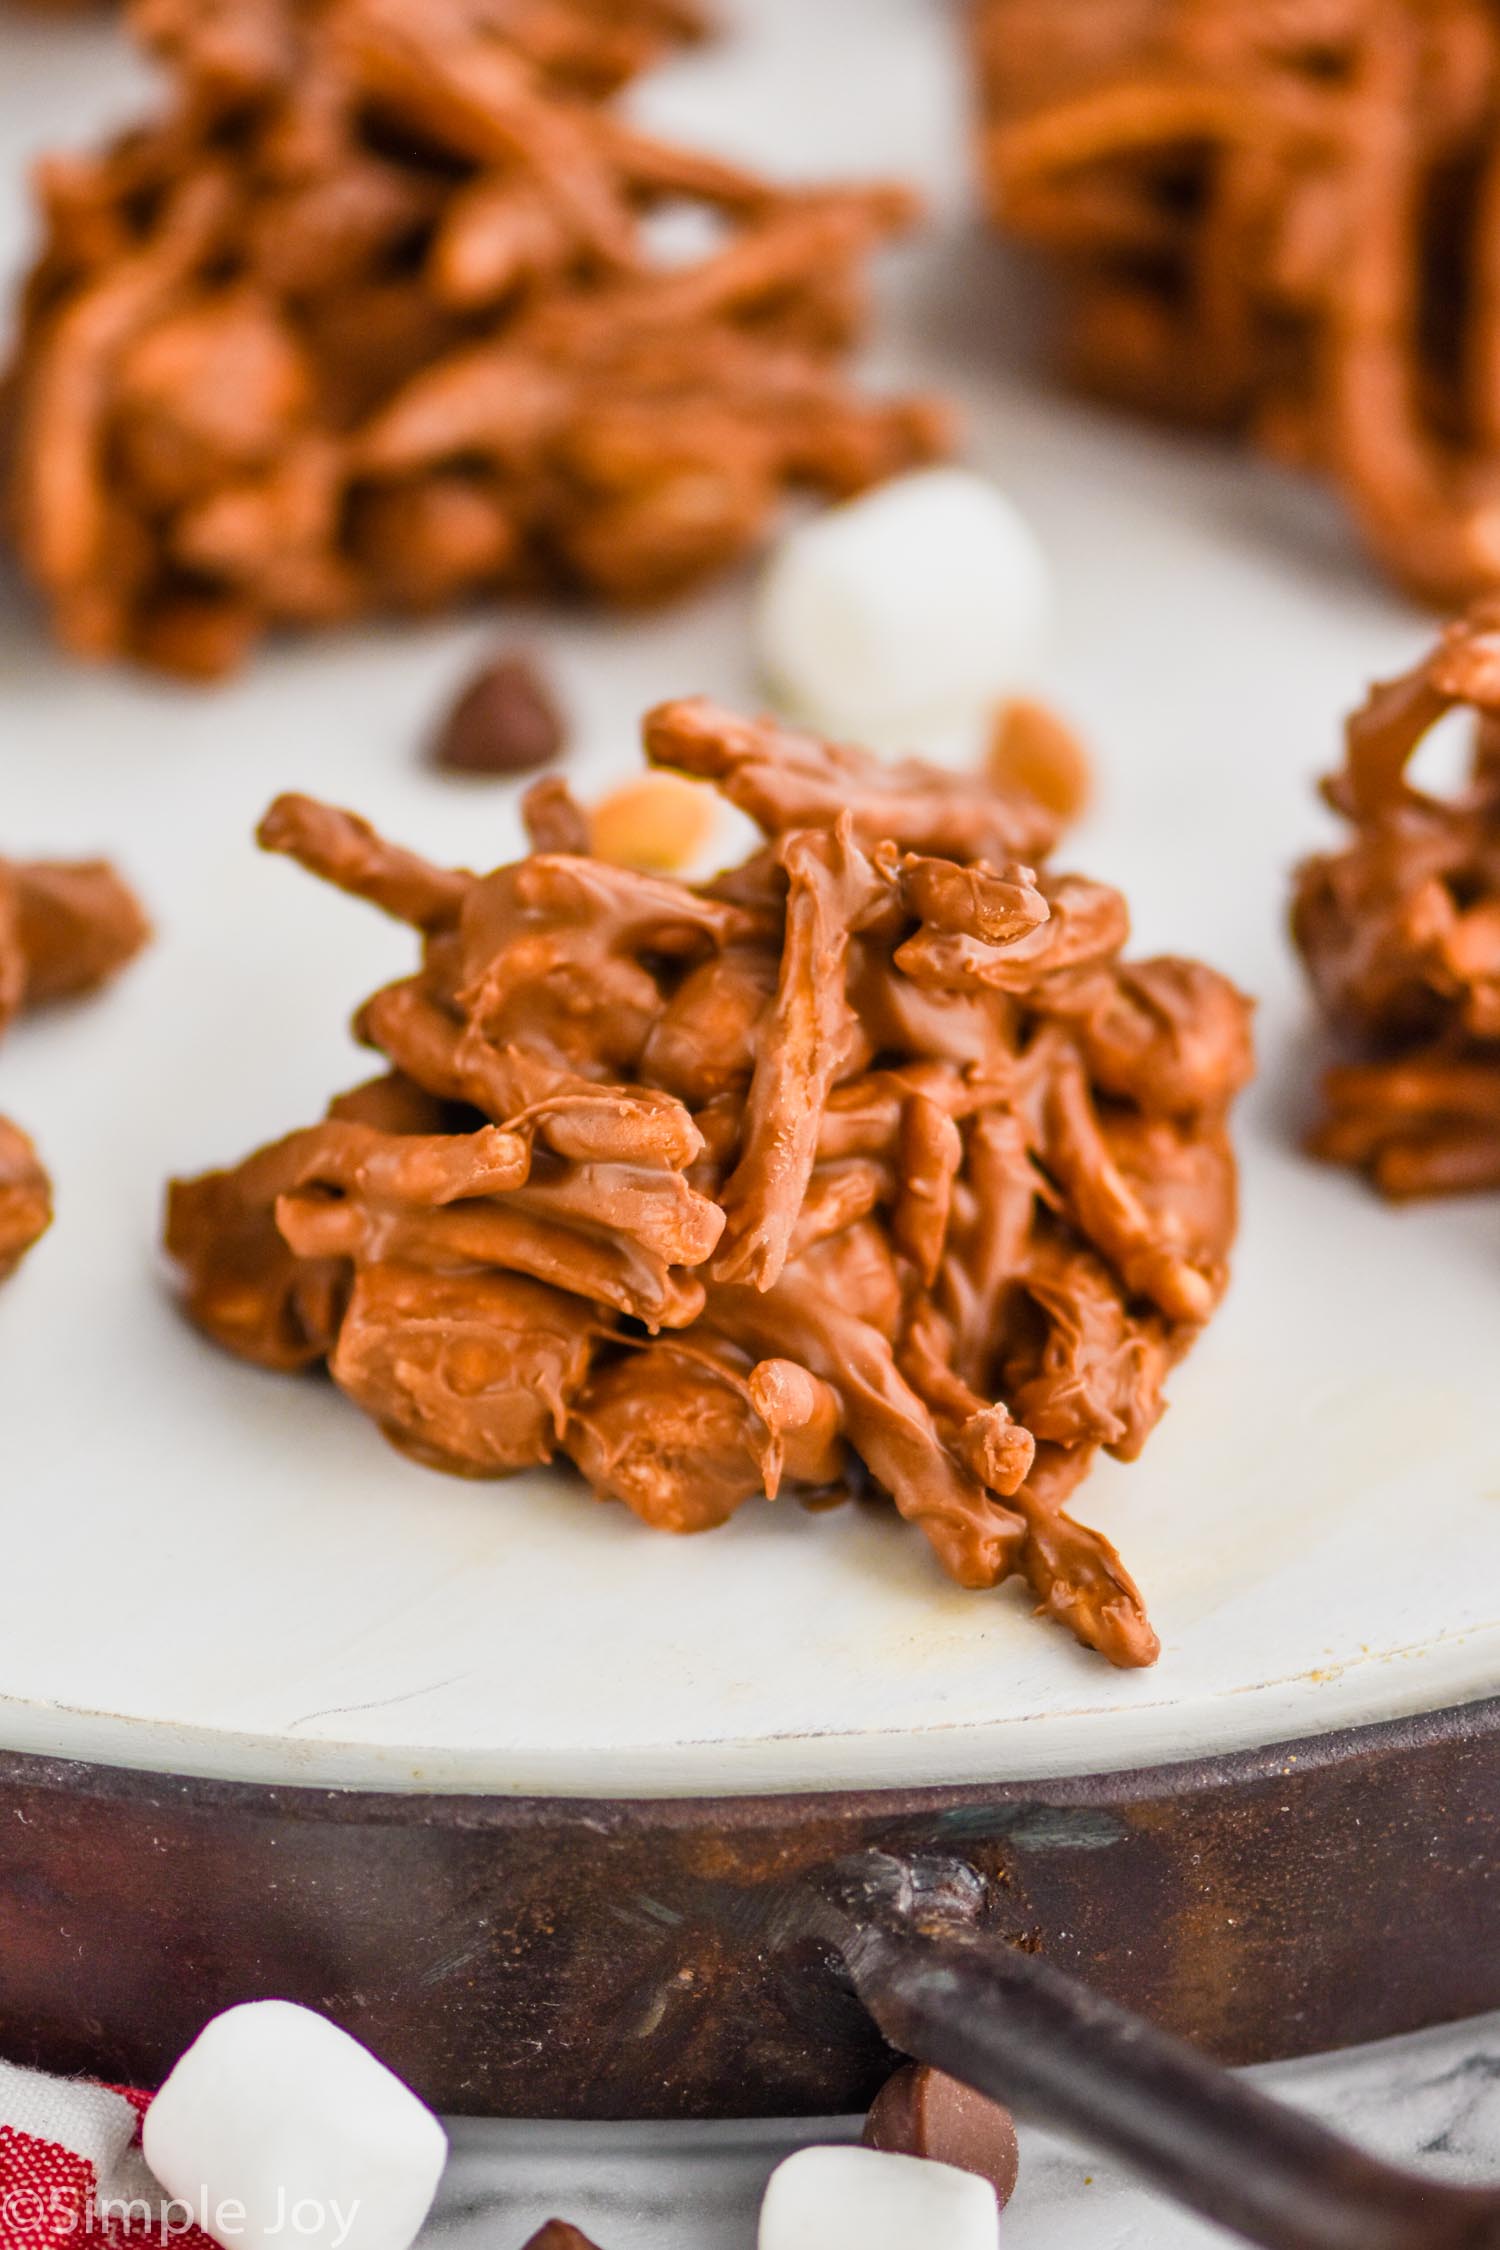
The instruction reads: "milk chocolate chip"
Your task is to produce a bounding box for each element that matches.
[522,2226,604,2250]
[430,654,567,778]
[863,2062,1020,2210]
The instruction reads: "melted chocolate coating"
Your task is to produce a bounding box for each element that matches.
[0,1118,53,1282]
[1293,602,1500,1198]
[977,0,1500,607]
[7,0,945,677]
[0,851,150,1283]
[167,701,1253,1667]
[0,855,150,1032]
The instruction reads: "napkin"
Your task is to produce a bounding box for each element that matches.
[0,2056,215,2247]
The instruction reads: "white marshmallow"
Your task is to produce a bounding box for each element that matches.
[758,2144,1001,2250]
[754,468,1051,753]
[142,2001,447,2250]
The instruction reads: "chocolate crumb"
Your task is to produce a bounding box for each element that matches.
[864,2061,1019,2209]
[431,654,567,778]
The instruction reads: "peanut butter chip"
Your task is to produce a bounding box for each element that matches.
[590,772,717,871]
[430,653,566,778]
[987,696,1093,824]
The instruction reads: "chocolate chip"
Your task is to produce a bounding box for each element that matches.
[429,653,566,777]
[521,2225,603,2250]
[863,2062,1019,2209]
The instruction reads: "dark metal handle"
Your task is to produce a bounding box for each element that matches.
[830,1855,1500,2250]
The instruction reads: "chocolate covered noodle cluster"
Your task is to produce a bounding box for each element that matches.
[0,854,150,1277]
[131,0,708,99]
[167,704,1253,1666]
[974,0,1500,605]
[5,0,946,679]
[1294,603,1500,1197]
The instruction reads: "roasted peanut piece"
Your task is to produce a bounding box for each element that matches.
[590,772,717,871]
[987,696,1092,825]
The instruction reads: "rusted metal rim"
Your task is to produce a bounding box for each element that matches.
[0,1693,1494,2117]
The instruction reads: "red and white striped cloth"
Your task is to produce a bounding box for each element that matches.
[0,2059,216,2248]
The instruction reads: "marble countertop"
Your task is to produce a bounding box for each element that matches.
[424,2011,1500,2248]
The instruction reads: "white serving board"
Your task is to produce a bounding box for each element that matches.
[1,0,1496,1798]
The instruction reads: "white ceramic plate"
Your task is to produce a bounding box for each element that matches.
[2,0,1496,1798]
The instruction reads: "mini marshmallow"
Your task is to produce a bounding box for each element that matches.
[754,468,1051,752]
[142,2000,447,2250]
[758,2143,1001,2250]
